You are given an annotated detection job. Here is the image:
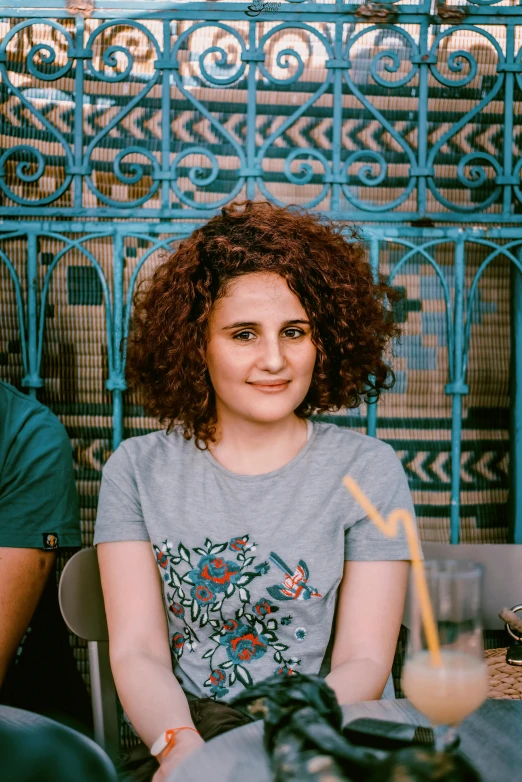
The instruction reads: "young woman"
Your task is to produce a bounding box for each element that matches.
[94,200,416,782]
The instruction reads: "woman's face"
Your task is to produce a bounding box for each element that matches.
[205,272,317,426]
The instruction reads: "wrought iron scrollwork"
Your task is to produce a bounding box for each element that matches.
[0,7,520,220]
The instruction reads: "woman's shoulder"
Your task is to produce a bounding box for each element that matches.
[312,419,396,462]
[105,426,190,471]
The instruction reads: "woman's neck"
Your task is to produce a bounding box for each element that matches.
[207,416,309,476]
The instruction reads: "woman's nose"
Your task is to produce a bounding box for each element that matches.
[257,336,286,371]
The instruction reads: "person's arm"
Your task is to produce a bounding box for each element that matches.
[0,548,56,687]
[97,540,204,778]
[325,559,409,704]
[0,396,82,689]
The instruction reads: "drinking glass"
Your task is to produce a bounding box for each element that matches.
[401,560,488,752]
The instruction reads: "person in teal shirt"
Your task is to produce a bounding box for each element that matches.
[0,379,91,731]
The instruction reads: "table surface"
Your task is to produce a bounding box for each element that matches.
[169,698,522,782]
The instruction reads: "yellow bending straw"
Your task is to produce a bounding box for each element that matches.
[343,475,442,668]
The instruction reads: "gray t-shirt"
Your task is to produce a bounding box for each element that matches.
[94,420,415,703]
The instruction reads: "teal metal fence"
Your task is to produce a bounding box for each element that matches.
[1,2,521,542]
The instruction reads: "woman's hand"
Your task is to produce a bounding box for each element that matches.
[151,731,205,781]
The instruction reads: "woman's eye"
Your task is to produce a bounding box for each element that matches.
[233,329,304,341]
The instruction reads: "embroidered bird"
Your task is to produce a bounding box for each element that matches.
[266,552,322,601]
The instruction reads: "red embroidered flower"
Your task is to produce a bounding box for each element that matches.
[253,599,277,617]
[171,632,185,653]
[229,536,248,552]
[274,665,296,676]
[209,669,226,686]
[156,551,168,569]
[193,584,214,604]
[219,623,268,664]
[169,602,185,618]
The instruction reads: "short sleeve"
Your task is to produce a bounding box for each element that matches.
[93,443,149,545]
[0,411,81,549]
[344,444,418,561]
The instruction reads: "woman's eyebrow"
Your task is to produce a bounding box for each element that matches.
[222,319,311,330]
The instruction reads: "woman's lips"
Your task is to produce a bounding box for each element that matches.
[249,382,290,393]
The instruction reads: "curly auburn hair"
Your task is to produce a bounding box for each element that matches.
[125,199,402,450]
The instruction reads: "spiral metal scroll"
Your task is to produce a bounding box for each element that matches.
[0,11,520,219]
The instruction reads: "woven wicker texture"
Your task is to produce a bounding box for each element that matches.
[485,648,522,700]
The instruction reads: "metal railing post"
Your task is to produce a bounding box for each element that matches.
[446,235,468,543]
[509,254,522,544]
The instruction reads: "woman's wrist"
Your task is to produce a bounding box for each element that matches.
[171,727,202,744]
[152,726,202,760]
[156,728,204,765]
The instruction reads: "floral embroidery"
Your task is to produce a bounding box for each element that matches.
[156,551,169,569]
[229,536,248,552]
[209,669,229,698]
[189,555,242,594]
[253,598,279,618]
[171,632,185,657]
[274,664,298,676]
[218,621,269,664]
[169,602,185,619]
[153,535,321,700]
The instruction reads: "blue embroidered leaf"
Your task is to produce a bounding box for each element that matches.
[244,557,255,568]
[235,665,253,687]
[210,599,224,612]
[266,619,277,630]
[239,588,250,603]
[202,648,214,659]
[172,557,182,565]
[181,572,195,584]
[181,598,192,607]
[210,543,227,554]
[219,660,234,669]
[200,613,209,628]
[209,619,220,628]
[274,651,283,663]
[205,538,212,549]
[236,573,258,586]
[262,630,277,642]
[229,671,237,686]
[203,678,212,687]
[191,601,200,623]
[170,569,181,587]
[289,658,301,665]
[193,547,207,556]
[225,583,235,598]
[209,633,221,642]
[235,607,245,619]
[272,643,289,651]
[178,543,191,562]
[178,587,185,599]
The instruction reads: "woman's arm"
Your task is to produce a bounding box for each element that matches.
[97,541,204,757]
[325,560,409,704]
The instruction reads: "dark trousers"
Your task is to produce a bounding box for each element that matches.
[0,561,93,736]
[118,697,252,781]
